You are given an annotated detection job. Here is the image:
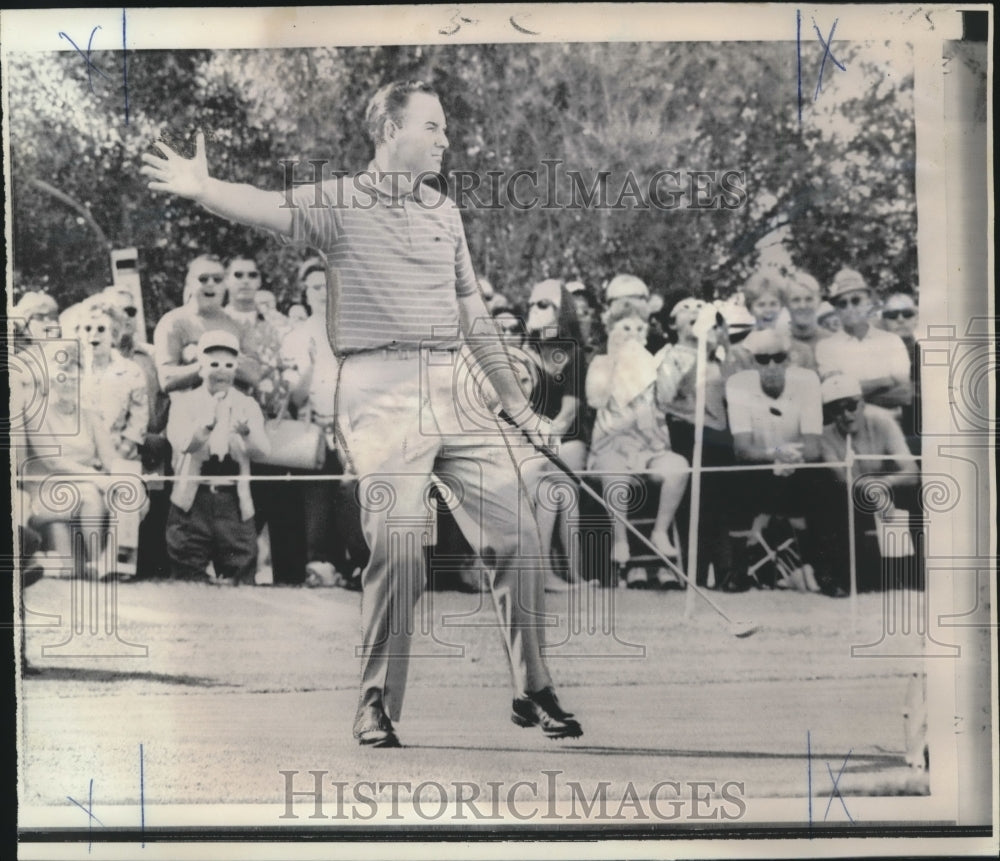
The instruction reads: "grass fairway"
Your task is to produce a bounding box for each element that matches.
[18,577,929,820]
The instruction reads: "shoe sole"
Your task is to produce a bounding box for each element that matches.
[511,714,583,738]
[357,733,401,748]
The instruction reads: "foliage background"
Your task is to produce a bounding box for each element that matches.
[5,41,917,338]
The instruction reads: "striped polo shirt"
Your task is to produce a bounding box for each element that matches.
[281,166,478,354]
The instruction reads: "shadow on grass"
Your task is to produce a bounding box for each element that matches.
[21,666,233,687]
[408,743,905,764]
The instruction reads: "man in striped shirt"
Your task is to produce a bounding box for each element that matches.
[143,80,582,748]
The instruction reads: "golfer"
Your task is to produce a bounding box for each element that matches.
[142,80,582,747]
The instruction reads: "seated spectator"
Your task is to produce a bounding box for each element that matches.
[587,297,688,584]
[72,297,151,576]
[725,328,823,588]
[815,268,912,409]
[786,271,830,367]
[815,374,918,595]
[523,278,591,587]
[154,254,247,396]
[73,299,149,462]
[655,295,736,588]
[723,271,814,375]
[879,291,921,454]
[165,331,270,584]
[10,291,61,417]
[12,290,61,344]
[281,261,368,588]
[20,341,117,578]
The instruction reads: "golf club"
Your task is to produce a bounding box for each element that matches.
[504,416,760,639]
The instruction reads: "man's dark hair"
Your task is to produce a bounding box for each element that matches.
[365,80,439,146]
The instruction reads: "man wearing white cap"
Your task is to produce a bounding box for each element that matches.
[165,330,270,583]
[604,273,650,304]
[815,268,911,409]
[816,373,917,595]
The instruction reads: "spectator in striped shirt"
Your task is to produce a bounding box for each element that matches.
[142,79,581,748]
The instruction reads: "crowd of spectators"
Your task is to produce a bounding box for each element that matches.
[11,255,922,597]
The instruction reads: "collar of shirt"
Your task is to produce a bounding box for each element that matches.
[362,160,432,204]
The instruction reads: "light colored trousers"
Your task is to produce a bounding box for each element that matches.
[337,349,553,723]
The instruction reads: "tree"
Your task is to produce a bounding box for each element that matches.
[6,40,917,330]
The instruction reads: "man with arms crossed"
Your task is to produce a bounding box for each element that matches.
[142,80,581,748]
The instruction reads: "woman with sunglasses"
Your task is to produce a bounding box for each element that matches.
[72,298,152,577]
[73,299,150,463]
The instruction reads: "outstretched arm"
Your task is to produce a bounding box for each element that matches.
[141,131,292,235]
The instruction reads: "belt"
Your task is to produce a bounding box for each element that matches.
[340,346,459,362]
[202,482,238,495]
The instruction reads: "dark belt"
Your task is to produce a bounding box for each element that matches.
[340,346,459,361]
[198,482,238,495]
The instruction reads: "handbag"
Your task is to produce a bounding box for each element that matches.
[253,393,326,471]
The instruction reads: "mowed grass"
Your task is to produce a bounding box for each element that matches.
[18,578,930,807]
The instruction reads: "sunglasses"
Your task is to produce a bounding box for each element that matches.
[197,274,225,284]
[830,397,861,414]
[207,360,237,370]
[530,300,555,310]
[834,294,866,309]
[232,271,260,279]
[500,325,521,334]
[753,351,787,365]
[882,309,916,320]
[82,324,107,334]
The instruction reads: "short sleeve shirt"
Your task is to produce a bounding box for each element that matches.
[725,366,823,453]
[280,170,478,354]
[821,403,911,481]
[815,326,910,387]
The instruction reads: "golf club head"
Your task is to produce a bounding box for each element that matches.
[731,621,760,639]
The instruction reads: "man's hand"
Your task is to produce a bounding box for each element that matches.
[510,411,554,450]
[141,131,210,201]
[115,438,139,461]
[773,442,804,464]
